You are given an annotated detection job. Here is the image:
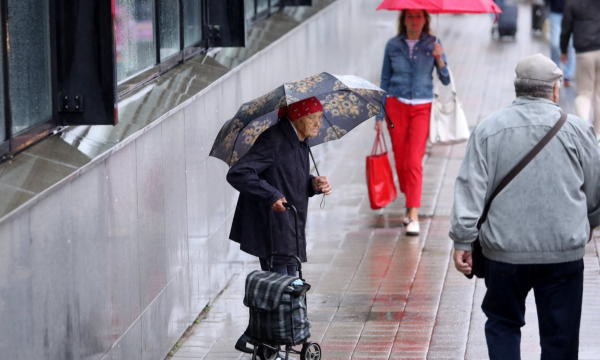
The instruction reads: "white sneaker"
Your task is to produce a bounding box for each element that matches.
[405,219,420,236]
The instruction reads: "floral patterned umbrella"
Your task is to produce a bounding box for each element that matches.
[209,72,386,166]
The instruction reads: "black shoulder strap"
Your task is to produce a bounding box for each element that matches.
[477,112,568,228]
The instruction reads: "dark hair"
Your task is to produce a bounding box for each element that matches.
[398,9,433,36]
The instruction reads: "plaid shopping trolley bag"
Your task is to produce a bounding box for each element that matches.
[240,203,322,360]
[243,270,311,345]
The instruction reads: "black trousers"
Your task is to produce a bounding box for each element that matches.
[259,258,297,276]
[482,258,584,360]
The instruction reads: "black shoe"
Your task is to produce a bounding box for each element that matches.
[235,334,254,354]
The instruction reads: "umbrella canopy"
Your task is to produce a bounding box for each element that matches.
[210,72,385,166]
[376,0,501,14]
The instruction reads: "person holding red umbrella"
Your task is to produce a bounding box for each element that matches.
[374,8,450,236]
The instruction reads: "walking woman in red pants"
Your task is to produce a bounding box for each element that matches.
[375,9,450,236]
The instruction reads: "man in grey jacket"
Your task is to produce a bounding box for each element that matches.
[450,54,600,359]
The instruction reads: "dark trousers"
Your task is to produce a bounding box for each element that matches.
[482,258,584,360]
[259,258,297,276]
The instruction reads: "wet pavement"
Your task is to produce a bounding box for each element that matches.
[169,4,600,360]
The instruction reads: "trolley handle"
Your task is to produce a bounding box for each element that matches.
[268,202,303,279]
[283,203,300,254]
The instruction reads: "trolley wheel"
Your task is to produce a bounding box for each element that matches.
[257,344,278,360]
[300,342,321,360]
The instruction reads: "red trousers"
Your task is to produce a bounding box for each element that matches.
[384,97,431,208]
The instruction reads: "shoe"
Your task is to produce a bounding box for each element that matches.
[234,334,254,354]
[405,219,420,236]
[564,78,571,87]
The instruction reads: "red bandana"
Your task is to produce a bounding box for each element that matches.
[278,97,323,121]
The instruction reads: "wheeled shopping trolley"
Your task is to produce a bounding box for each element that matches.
[241,204,322,360]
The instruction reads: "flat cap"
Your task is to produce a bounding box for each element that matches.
[515,53,563,83]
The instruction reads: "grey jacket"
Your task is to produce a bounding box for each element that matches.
[561,0,600,54]
[450,97,600,264]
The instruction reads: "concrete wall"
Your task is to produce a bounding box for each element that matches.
[0,1,395,359]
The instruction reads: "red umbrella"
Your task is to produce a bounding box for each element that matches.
[376,0,501,14]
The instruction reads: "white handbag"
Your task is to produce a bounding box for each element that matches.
[429,68,470,145]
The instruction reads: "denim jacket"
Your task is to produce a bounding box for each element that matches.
[376,33,450,120]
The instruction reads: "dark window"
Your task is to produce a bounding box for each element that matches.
[205,0,246,47]
[55,0,117,127]
[245,0,255,22]
[8,0,52,136]
[115,0,156,83]
[2,0,118,159]
[183,0,203,47]
[0,3,4,145]
[284,0,312,5]
[257,0,268,14]
[159,0,181,61]
[271,0,281,13]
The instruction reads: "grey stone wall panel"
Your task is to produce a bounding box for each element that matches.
[140,289,168,360]
[30,186,74,360]
[161,110,189,280]
[69,164,112,360]
[106,141,142,338]
[184,96,209,239]
[0,213,34,360]
[135,125,167,310]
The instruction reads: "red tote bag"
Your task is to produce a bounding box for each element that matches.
[366,130,397,209]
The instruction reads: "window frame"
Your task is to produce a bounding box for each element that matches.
[117,0,209,97]
[0,0,59,161]
[0,0,10,157]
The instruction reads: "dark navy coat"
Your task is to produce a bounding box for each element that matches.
[227,118,317,263]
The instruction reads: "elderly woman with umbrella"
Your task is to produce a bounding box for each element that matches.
[227,96,331,278]
[226,97,331,356]
[209,73,386,355]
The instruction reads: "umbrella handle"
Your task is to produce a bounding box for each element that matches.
[308,147,327,209]
[308,147,320,177]
[436,14,440,44]
[380,103,395,129]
